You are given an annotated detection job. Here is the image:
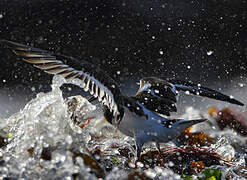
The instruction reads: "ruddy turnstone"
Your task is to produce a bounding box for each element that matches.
[1,40,244,156]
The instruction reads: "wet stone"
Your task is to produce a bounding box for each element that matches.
[72,151,105,178]
[0,159,5,166]
[72,173,83,180]
[0,130,8,148]
[127,171,152,180]
[118,147,134,158]
[41,146,55,161]
[27,147,34,156]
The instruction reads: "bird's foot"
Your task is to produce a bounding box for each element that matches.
[127,148,143,169]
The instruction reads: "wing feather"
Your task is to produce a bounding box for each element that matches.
[135,77,244,117]
[135,77,178,116]
[2,40,123,123]
[169,79,244,106]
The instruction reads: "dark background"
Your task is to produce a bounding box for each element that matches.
[0,0,246,117]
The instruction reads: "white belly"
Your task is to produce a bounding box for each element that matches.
[116,106,176,144]
[116,107,146,137]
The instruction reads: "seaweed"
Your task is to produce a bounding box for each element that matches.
[209,107,247,136]
[138,147,221,175]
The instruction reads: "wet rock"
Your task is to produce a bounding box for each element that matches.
[103,158,115,172]
[27,147,34,156]
[41,146,56,161]
[127,171,152,180]
[0,159,5,166]
[3,177,18,180]
[72,151,105,178]
[118,146,134,158]
[0,130,8,148]
[72,173,83,180]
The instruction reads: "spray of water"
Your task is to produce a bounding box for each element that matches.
[0,75,246,179]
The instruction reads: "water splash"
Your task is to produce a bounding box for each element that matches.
[0,76,98,178]
[211,136,235,161]
[0,75,246,179]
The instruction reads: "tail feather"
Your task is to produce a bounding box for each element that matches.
[175,118,207,132]
[169,80,244,106]
[163,118,206,128]
[178,118,207,126]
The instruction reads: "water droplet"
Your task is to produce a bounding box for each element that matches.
[136,162,144,168]
[154,89,159,94]
[65,135,73,145]
[168,161,174,167]
[207,51,213,56]
[238,83,244,87]
[185,91,190,95]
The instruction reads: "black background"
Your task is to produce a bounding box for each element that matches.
[0,0,246,117]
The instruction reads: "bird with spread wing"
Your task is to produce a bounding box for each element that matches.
[1,40,244,156]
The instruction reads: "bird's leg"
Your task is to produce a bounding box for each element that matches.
[135,139,143,158]
[133,133,144,169]
[134,132,144,158]
[136,144,142,158]
[134,141,144,169]
[156,142,164,166]
[156,142,161,154]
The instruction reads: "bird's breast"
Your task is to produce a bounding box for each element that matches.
[115,107,146,137]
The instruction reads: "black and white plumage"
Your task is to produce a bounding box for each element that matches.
[1,40,244,156]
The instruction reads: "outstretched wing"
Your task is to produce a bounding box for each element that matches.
[1,40,123,123]
[135,77,178,116]
[135,77,244,117]
[168,79,244,106]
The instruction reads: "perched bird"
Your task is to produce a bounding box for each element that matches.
[1,40,244,156]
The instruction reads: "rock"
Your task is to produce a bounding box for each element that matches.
[72,152,105,178]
